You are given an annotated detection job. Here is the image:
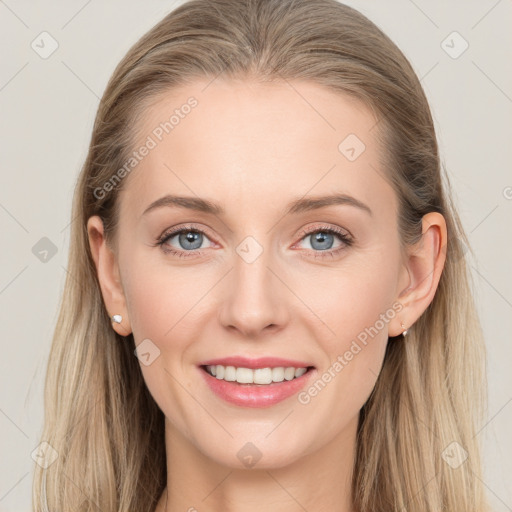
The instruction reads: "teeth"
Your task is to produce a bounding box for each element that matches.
[206,365,309,384]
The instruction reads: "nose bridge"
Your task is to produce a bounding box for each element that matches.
[218,234,289,336]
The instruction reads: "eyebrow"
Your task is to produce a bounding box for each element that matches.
[142,193,372,217]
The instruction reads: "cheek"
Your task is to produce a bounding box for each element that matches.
[121,246,196,343]
[121,255,201,426]
[292,249,399,413]
[297,251,400,346]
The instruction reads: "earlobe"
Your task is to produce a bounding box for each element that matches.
[390,212,447,337]
[87,215,132,336]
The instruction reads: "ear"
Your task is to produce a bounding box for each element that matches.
[87,215,132,337]
[389,212,448,337]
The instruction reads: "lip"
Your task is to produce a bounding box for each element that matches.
[198,363,317,408]
[198,356,314,369]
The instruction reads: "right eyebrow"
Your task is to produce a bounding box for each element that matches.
[142,195,224,217]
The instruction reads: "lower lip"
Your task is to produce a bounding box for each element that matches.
[198,366,316,408]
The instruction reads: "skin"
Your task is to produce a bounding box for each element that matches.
[88,78,447,512]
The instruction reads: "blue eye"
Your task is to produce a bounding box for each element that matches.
[155,224,353,260]
[309,231,335,250]
[156,226,213,258]
[295,226,353,258]
[173,230,204,250]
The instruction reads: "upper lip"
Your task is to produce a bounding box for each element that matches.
[199,356,314,369]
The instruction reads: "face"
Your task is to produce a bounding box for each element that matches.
[112,78,408,469]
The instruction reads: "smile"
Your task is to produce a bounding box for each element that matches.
[204,364,309,384]
[199,364,316,408]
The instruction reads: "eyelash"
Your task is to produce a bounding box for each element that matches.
[154,223,353,260]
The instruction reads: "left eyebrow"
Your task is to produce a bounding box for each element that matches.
[285,193,373,216]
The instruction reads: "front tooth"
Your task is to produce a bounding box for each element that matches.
[284,367,296,380]
[254,367,273,384]
[215,365,225,379]
[208,365,308,383]
[295,367,307,378]
[236,367,254,384]
[224,366,236,381]
[272,367,285,382]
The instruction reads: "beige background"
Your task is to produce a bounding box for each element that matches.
[0,0,511,510]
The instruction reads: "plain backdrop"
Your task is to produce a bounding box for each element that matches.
[1,1,511,510]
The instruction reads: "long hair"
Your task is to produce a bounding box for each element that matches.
[32,1,488,510]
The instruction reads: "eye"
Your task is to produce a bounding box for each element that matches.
[154,223,353,260]
[155,224,215,258]
[294,225,353,259]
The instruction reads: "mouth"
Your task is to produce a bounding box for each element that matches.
[198,363,317,408]
[200,364,315,385]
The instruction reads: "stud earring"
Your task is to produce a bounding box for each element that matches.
[400,321,408,336]
[111,314,123,324]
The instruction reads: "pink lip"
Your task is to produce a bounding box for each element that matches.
[198,364,317,408]
[198,356,313,369]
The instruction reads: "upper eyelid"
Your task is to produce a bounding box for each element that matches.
[297,224,352,239]
[159,224,216,243]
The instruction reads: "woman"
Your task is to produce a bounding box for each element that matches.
[32,0,489,510]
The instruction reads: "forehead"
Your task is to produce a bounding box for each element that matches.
[119,78,393,220]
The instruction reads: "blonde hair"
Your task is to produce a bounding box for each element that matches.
[33,0,489,510]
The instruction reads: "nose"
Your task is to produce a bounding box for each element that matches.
[218,240,290,338]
